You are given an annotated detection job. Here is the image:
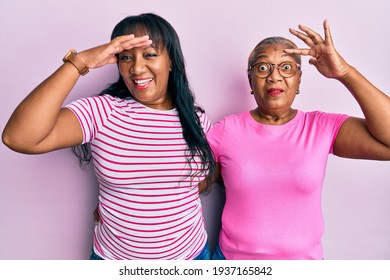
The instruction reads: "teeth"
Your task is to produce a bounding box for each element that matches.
[134,79,152,85]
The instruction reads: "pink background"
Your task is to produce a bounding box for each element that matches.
[1,0,389,259]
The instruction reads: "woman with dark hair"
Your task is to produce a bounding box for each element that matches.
[2,13,215,260]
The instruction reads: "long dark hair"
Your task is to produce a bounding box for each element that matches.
[73,13,216,192]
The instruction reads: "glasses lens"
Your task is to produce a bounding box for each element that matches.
[254,62,271,78]
[252,62,298,78]
[278,62,297,77]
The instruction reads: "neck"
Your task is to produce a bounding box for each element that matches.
[250,108,297,125]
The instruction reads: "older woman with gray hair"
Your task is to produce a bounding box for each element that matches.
[207,20,390,260]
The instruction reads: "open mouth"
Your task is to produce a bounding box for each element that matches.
[133,78,153,89]
[267,88,284,96]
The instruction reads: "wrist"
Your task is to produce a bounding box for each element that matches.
[62,49,89,76]
[337,65,357,84]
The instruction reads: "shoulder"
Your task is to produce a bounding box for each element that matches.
[215,111,248,126]
[304,110,349,124]
[69,94,126,108]
[208,111,247,134]
[93,95,145,114]
[303,110,350,134]
[99,94,132,107]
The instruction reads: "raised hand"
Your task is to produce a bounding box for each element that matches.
[76,34,152,69]
[285,20,350,80]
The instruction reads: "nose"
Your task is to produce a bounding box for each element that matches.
[267,64,283,82]
[130,57,146,75]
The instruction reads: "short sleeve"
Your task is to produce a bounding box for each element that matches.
[65,95,113,144]
[206,119,226,162]
[197,110,212,133]
[315,111,350,154]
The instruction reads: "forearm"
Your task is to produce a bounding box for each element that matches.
[338,66,390,147]
[3,35,153,151]
[2,62,80,148]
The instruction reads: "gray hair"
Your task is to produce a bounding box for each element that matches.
[248,37,301,68]
[247,37,301,87]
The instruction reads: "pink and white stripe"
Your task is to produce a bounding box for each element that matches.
[66,94,210,259]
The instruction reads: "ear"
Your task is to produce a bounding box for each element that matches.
[248,73,253,95]
[249,83,254,95]
[168,57,173,71]
[296,70,302,93]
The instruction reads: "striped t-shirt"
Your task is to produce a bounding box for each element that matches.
[66,94,210,259]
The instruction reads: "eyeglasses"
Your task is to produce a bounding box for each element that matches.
[248,61,301,78]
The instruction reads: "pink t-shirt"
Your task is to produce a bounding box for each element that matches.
[206,110,349,259]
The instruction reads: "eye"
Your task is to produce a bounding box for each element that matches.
[119,55,132,61]
[257,63,270,72]
[280,63,293,72]
[145,53,158,59]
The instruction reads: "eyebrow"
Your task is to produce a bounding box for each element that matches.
[254,54,268,61]
[255,53,293,60]
[146,44,163,53]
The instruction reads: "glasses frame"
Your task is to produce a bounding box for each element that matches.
[248,61,301,79]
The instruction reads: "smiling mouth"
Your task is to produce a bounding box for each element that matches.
[133,78,153,89]
[133,78,153,86]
